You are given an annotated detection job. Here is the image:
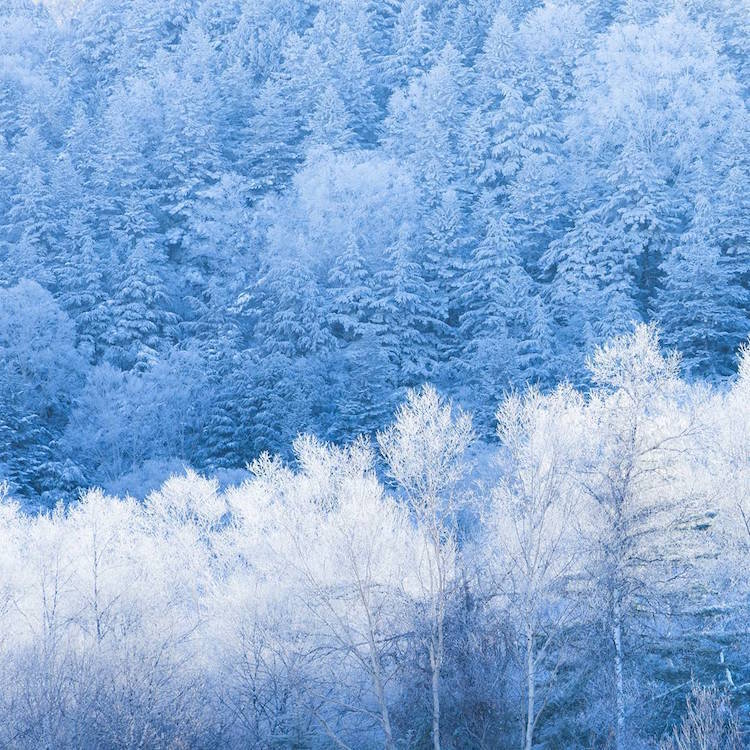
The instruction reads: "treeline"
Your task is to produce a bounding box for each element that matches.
[1,0,748,502]
[1,327,748,749]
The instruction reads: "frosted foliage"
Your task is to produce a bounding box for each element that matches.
[0,0,745,503]
[0,0,748,746]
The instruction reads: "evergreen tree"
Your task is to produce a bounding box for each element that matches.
[58,209,110,363]
[0,398,53,501]
[252,258,333,359]
[386,0,434,87]
[384,43,470,200]
[474,10,516,114]
[323,20,380,143]
[458,209,522,427]
[1,130,59,286]
[154,52,223,264]
[245,76,305,196]
[192,336,248,470]
[422,187,467,363]
[107,241,176,370]
[327,234,396,442]
[0,280,83,503]
[544,205,642,365]
[328,333,397,445]
[658,196,750,379]
[305,84,356,151]
[177,172,254,337]
[374,224,438,388]
[327,233,373,343]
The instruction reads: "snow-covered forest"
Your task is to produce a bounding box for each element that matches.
[1,327,750,749]
[1,0,749,746]
[0,0,747,504]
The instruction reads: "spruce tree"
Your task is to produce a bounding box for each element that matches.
[58,209,110,363]
[658,196,750,379]
[107,241,176,370]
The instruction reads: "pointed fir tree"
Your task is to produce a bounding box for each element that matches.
[384,43,470,200]
[458,208,524,428]
[422,187,470,370]
[1,133,59,286]
[252,258,333,359]
[305,84,356,152]
[374,223,439,389]
[475,10,517,112]
[327,330,397,445]
[58,209,110,363]
[245,76,305,196]
[658,196,750,380]
[327,233,373,343]
[0,397,53,502]
[106,240,176,370]
[192,333,249,471]
[326,233,396,442]
[327,22,380,143]
[386,0,434,88]
[177,172,254,338]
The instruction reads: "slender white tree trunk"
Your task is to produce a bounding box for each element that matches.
[372,655,395,750]
[427,531,445,750]
[524,622,535,750]
[430,638,441,750]
[613,594,625,750]
[364,613,394,750]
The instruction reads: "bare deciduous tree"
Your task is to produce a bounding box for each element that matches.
[378,386,474,750]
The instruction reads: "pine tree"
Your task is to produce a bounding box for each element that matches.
[384,43,470,200]
[155,55,223,263]
[458,108,490,182]
[326,22,379,143]
[544,206,641,365]
[177,172,254,338]
[1,131,59,286]
[305,85,356,151]
[245,76,305,196]
[458,209,522,427]
[244,349,330,459]
[327,233,373,343]
[0,398,53,501]
[252,258,333,359]
[193,336,248,470]
[58,208,110,363]
[374,224,438,389]
[605,144,677,318]
[0,280,83,503]
[459,208,517,345]
[658,196,750,379]
[386,0,434,87]
[107,241,176,370]
[422,187,467,354]
[474,10,516,113]
[328,333,397,445]
[326,233,397,442]
[504,83,571,271]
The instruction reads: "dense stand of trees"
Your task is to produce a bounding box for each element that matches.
[0,0,747,503]
[0,327,748,749]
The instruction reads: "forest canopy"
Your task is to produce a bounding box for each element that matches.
[0,0,747,504]
[1,327,749,749]
[1,1,749,747]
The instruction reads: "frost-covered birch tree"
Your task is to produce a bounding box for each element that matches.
[378,386,474,750]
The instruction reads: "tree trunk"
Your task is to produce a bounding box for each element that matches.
[365,621,395,750]
[428,531,444,750]
[525,623,535,750]
[430,638,441,750]
[613,594,625,750]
